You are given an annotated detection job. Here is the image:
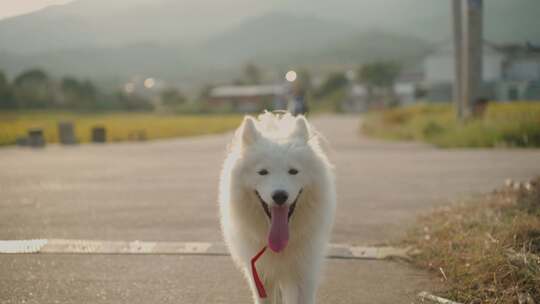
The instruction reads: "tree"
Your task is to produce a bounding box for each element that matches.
[77,80,97,109]
[14,69,48,86]
[198,84,214,101]
[358,61,400,88]
[315,72,348,98]
[0,70,15,108]
[160,87,186,107]
[232,78,246,86]
[243,63,262,85]
[13,68,53,108]
[61,77,97,109]
[296,69,312,93]
[61,76,81,107]
[358,61,401,106]
[113,92,153,111]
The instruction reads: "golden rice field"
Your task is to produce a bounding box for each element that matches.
[0,111,243,146]
[362,101,540,148]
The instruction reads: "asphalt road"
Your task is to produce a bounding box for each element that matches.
[1,115,539,303]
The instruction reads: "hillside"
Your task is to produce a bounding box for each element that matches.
[199,12,357,65]
[281,31,430,67]
[0,14,429,84]
[281,0,540,44]
[0,0,271,54]
[0,0,538,85]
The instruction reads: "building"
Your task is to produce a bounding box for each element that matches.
[208,85,285,112]
[343,83,416,112]
[342,84,369,112]
[343,69,421,112]
[423,41,540,102]
[496,43,540,100]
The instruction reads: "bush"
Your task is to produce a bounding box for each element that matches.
[422,121,444,138]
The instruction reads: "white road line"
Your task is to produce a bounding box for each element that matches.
[0,239,48,253]
[417,291,463,304]
[0,239,412,260]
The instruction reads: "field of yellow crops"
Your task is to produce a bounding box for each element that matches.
[0,111,243,146]
[362,101,540,147]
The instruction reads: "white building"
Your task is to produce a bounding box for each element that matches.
[209,85,285,112]
[423,41,540,102]
[425,42,505,84]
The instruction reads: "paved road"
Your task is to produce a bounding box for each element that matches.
[1,115,539,303]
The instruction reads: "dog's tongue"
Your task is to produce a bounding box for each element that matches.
[268,205,289,252]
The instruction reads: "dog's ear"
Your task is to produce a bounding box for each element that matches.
[241,116,260,146]
[291,116,310,143]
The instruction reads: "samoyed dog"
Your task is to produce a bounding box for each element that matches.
[219,112,336,304]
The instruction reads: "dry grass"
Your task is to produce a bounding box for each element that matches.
[404,178,540,303]
[0,111,242,146]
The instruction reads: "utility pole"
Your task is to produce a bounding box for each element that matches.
[452,0,483,120]
[452,0,463,119]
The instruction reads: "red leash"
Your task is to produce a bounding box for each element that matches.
[250,246,268,298]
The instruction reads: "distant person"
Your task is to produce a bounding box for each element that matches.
[273,95,287,111]
[288,87,308,116]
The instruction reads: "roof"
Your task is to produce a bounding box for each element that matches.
[427,40,503,57]
[426,41,540,60]
[350,84,367,97]
[493,42,540,59]
[210,85,284,98]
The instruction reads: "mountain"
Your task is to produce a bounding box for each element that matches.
[280,0,540,44]
[197,15,431,76]
[281,31,431,67]
[198,12,358,66]
[0,0,273,54]
[0,44,196,81]
[1,0,538,55]
[0,12,429,84]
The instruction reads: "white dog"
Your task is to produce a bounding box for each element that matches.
[219,112,336,304]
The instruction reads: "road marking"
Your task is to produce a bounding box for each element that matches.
[0,239,412,260]
[0,239,48,253]
[417,291,463,304]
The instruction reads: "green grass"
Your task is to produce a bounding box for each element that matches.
[404,178,540,303]
[0,111,243,146]
[362,102,540,148]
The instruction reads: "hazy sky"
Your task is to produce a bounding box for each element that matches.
[0,0,72,20]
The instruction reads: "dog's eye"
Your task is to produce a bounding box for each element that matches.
[288,168,299,175]
[258,169,269,176]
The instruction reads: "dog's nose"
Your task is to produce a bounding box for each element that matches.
[272,190,288,205]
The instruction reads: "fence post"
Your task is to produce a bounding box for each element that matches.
[58,121,77,145]
[28,128,46,148]
[91,126,107,143]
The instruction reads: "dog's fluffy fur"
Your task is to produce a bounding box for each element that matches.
[219,112,336,304]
